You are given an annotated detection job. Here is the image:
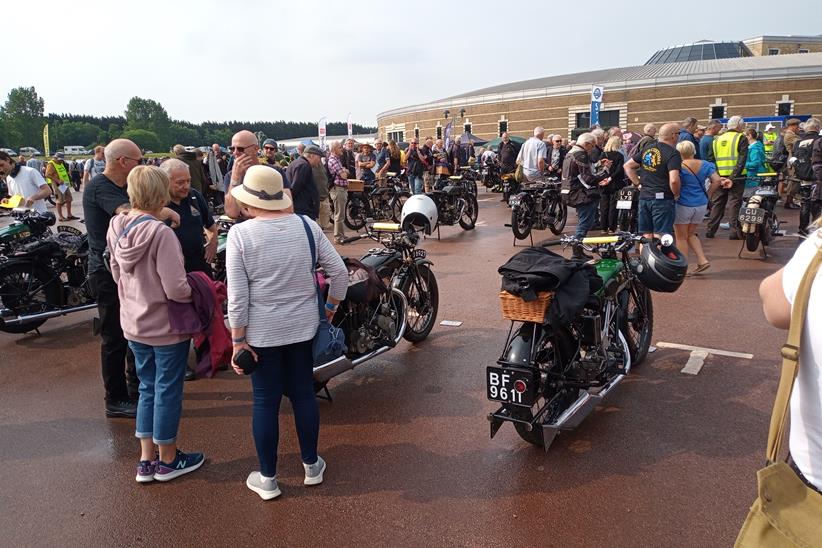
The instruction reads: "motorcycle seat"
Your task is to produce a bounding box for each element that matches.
[449,175,463,181]
[441,185,462,196]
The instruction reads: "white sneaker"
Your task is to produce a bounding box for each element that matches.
[303,456,326,486]
[246,472,281,500]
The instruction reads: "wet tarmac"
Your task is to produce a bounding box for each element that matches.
[0,190,801,547]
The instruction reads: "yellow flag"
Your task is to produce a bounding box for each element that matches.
[43,124,50,157]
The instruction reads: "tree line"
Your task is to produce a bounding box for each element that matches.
[0,86,376,152]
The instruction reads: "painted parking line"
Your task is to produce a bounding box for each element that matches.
[655,341,753,375]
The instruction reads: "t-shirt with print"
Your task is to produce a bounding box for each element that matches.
[781,229,822,491]
[519,137,547,179]
[678,160,715,207]
[7,165,48,213]
[85,158,106,178]
[632,141,681,200]
[83,173,130,273]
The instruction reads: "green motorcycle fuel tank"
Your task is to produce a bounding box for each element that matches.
[0,222,33,245]
[593,258,624,295]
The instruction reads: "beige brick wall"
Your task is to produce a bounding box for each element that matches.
[378,78,822,139]
[746,38,822,56]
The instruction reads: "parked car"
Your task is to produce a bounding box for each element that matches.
[19,147,42,156]
[0,148,17,156]
[63,145,87,155]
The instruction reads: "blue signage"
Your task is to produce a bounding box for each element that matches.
[590,101,601,127]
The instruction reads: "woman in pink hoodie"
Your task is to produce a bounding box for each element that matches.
[107,165,204,483]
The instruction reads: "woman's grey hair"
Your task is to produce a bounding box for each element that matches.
[726,116,745,130]
[159,158,190,176]
[676,140,696,158]
[804,118,821,131]
[577,133,596,146]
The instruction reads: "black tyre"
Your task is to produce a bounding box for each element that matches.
[799,202,811,234]
[458,194,478,230]
[622,282,653,367]
[745,229,761,252]
[547,198,567,235]
[0,261,61,334]
[617,208,632,232]
[511,203,532,240]
[344,194,367,231]
[402,265,438,343]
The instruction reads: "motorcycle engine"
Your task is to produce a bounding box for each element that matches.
[348,303,398,354]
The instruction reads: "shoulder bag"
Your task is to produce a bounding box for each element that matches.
[298,215,346,366]
[735,245,822,547]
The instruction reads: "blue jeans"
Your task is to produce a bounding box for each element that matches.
[410,175,424,195]
[574,200,598,239]
[250,340,318,477]
[638,199,676,237]
[129,339,190,445]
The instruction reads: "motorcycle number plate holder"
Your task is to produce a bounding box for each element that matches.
[616,200,633,210]
[738,208,766,224]
[486,365,536,407]
[509,196,521,206]
[57,225,82,236]
[560,189,570,195]
[412,249,427,259]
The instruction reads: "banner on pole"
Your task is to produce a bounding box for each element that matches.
[590,85,604,127]
[347,113,352,139]
[43,124,50,157]
[318,117,327,151]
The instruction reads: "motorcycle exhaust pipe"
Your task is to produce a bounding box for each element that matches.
[0,302,98,325]
[312,290,409,384]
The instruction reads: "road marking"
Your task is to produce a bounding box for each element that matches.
[440,320,462,327]
[681,350,709,375]
[656,342,753,360]
[475,221,487,226]
[477,198,494,203]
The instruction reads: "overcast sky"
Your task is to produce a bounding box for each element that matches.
[4,0,821,126]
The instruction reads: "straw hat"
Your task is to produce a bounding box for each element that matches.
[230,165,292,211]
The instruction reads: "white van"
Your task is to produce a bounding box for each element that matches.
[63,145,86,155]
[19,147,42,156]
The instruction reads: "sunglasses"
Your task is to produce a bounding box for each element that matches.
[552,140,562,143]
[119,156,142,164]
[263,146,276,151]
[229,145,256,153]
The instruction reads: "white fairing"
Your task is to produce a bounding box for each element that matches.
[401,194,438,234]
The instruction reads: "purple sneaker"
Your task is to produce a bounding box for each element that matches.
[153,449,204,482]
[136,460,157,483]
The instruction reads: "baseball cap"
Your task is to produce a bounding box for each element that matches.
[262,138,278,148]
[304,145,325,157]
[54,152,64,159]
[765,123,775,130]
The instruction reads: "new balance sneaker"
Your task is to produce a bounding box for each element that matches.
[303,456,326,486]
[246,472,282,500]
[135,460,157,483]
[153,450,204,482]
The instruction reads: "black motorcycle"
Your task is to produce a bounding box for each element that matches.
[345,174,410,231]
[455,166,479,197]
[488,233,661,450]
[797,178,822,236]
[480,160,502,192]
[426,177,479,235]
[0,223,94,333]
[509,177,567,242]
[315,222,439,394]
[616,186,639,233]
[738,174,781,255]
[0,209,56,257]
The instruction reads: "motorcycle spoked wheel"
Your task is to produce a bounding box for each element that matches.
[458,194,479,230]
[547,198,567,235]
[622,282,653,367]
[344,194,368,231]
[391,194,409,222]
[402,265,439,343]
[745,226,762,252]
[0,262,61,334]
[511,203,532,240]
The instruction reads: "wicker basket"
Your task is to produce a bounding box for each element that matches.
[499,290,553,323]
[347,179,364,192]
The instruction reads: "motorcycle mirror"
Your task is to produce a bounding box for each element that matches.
[660,234,674,247]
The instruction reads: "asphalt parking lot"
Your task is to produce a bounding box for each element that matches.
[0,190,800,547]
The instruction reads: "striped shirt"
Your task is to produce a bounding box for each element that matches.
[226,214,348,347]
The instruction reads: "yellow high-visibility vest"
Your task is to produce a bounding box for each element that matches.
[712,131,745,177]
[47,160,70,184]
[763,131,778,154]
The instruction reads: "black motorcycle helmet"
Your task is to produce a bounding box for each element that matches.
[632,237,687,293]
[38,211,57,227]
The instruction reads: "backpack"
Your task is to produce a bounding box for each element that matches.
[770,134,788,171]
[793,134,822,181]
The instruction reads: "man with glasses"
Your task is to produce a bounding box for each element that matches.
[224,131,291,219]
[83,139,181,418]
[546,134,567,177]
[405,139,427,195]
[262,138,285,167]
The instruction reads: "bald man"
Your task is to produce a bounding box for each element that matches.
[223,130,292,219]
[84,139,181,418]
[624,123,682,238]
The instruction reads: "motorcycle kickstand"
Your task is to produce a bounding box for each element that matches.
[316,385,333,402]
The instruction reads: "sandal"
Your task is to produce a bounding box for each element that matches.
[57,216,67,222]
[66,215,79,221]
[694,262,711,274]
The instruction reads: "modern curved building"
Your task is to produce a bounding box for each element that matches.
[377,36,822,142]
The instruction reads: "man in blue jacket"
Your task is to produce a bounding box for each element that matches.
[679,117,701,159]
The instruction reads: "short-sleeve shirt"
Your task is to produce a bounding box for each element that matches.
[7,166,48,213]
[167,189,215,273]
[519,137,547,179]
[83,173,130,273]
[678,160,715,207]
[631,141,682,200]
[85,158,106,178]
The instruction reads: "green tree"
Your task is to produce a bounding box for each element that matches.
[52,121,102,149]
[0,86,46,148]
[120,129,160,152]
[168,123,199,146]
[125,97,170,147]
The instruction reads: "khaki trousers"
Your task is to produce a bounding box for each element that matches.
[329,186,347,241]
[318,198,332,230]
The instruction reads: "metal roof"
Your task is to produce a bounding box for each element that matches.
[378,52,822,119]
[645,41,752,65]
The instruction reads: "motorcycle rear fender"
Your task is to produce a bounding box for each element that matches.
[502,323,539,367]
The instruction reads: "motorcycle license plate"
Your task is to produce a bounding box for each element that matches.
[738,208,766,224]
[412,249,426,259]
[616,200,633,210]
[486,366,536,407]
[508,196,521,206]
[560,189,570,195]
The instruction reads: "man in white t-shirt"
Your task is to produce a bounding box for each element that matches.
[83,146,106,186]
[517,126,547,181]
[0,152,51,213]
[759,228,822,492]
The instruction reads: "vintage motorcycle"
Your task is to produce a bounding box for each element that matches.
[344,174,410,231]
[796,178,822,236]
[316,221,439,394]
[508,177,567,241]
[0,209,57,257]
[412,176,478,236]
[0,221,95,333]
[480,159,502,192]
[616,186,639,233]
[738,173,781,255]
[487,232,686,450]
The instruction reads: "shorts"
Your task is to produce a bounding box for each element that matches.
[638,198,675,236]
[675,204,707,225]
[54,184,72,204]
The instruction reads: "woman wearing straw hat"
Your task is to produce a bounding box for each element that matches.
[226,165,348,500]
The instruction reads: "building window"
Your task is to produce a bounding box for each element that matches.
[436,126,442,139]
[799,48,809,53]
[768,48,780,55]
[387,131,404,143]
[414,127,420,140]
[498,120,508,136]
[777,102,792,116]
[711,105,726,119]
[577,110,619,128]
[463,123,472,134]
[575,112,591,129]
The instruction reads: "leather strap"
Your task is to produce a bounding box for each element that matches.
[766,243,822,463]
